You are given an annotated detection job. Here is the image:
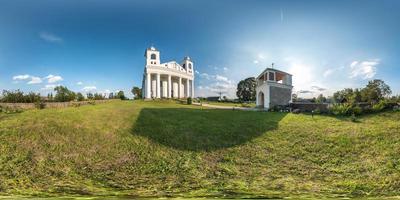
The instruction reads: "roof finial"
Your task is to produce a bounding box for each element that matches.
[272,63,274,69]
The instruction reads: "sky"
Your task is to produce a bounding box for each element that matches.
[0,0,399,98]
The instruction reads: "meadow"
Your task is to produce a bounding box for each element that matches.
[0,100,400,199]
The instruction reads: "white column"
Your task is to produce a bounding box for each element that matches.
[186,79,190,98]
[191,79,194,98]
[146,73,151,99]
[168,75,172,98]
[156,73,160,98]
[178,77,182,98]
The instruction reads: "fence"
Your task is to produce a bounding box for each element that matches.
[0,100,113,109]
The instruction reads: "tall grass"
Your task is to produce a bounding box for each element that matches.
[0,100,399,198]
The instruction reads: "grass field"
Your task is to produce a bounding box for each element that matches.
[201,101,256,108]
[1,100,400,199]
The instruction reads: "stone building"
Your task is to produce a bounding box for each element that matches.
[256,67,293,109]
[141,46,194,99]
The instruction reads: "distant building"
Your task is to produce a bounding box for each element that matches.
[256,67,293,109]
[141,46,194,99]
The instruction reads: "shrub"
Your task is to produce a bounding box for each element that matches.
[34,101,46,109]
[351,113,357,122]
[330,103,353,116]
[187,97,192,105]
[88,100,96,105]
[394,106,400,112]
[352,106,363,115]
[71,102,81,107]
[372,100,387,112]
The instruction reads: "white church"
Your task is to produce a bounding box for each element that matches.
[141,46,194,99]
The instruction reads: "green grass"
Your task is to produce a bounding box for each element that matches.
[0,100,400,199]
[201,101,256,107]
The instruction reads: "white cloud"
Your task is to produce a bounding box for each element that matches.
[77,81,83,85]
[199,72,211,79]
[45,74,63,83]
[215,75,230,83]
[82,86,97,92]
[195,72,236,98]
[349,60,378,79]
[39,32,63,43]
[223,67,228,71]
[253,60,259,64]
[27,76,42,84]
[195,70,200,74]
[311,85,326,91]
[323,69,334,77]
[40,84,59,91]
[12,74,30,80]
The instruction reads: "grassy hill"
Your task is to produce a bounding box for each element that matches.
[0,100,400,198]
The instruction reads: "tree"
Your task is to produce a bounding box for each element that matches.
[108,92,114,99]
[94,93,105,100]
[361,79,391,103]
[131,86,142,99]
[54,86,76,102]
[333,88,354,103]
[86,93,94,100]
[236,77,256,102]
[76,92,85,101]
[116,90,126,100]
[316,94,327,103]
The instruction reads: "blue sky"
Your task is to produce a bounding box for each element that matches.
[1,0,399,98]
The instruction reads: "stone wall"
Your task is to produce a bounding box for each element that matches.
[290,103,329,112]
[269,86,292,107]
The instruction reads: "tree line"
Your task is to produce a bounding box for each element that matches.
[0,86,127,103]
[235,77,399,104]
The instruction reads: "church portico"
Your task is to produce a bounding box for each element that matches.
[142,46,195,99]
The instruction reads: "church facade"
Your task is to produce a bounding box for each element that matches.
[141,46,194,99]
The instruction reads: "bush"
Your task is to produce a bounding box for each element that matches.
[71,102,81,107]
[372,100,387,112]
[34,101,46,109]
[187,97,192,105]
[352,106,363,115]
[330,103,353,116]
[351,113,357,122]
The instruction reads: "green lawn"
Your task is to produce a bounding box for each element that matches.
[201,101,256,108]
[0,100,400,199]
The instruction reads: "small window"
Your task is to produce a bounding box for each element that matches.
[182,64,186,68]
[189,63,192,69]
[150,54,156,60]
[268,72,275,81]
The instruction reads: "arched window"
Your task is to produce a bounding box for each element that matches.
[188,63,192,69]
[182,64,186,69]
[150,54,156,60]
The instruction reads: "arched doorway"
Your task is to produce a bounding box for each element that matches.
[258,92,264,108]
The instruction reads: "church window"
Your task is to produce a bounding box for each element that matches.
[189,63,192,69]
[151,54,156,60]
[268,72,275,81]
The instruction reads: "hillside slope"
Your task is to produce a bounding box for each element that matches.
[0,100,399,198]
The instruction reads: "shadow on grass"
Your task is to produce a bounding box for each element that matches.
[132,108,287,151]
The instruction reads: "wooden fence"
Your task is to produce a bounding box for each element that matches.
[0,100,113,109]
